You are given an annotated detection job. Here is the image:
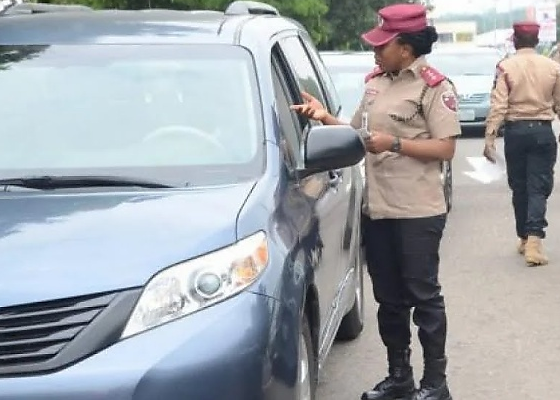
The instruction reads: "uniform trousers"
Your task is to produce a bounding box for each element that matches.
[362,214,447,360]
[504,120,557,239]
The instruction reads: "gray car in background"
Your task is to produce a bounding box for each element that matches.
[319,51,375,122]
[427,45,503,136]
[319,51,375,189]
[321,50,453,212]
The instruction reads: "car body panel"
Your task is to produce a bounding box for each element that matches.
[0,291,300,400]
[0,183,255,306]
[0,6,365,399]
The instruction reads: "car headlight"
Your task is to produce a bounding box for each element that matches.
[121,231,268,339]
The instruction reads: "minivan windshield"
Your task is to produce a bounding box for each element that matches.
[0,44,264,187]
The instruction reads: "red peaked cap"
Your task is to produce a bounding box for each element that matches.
[512,21,540,37]
[361,3,427,47]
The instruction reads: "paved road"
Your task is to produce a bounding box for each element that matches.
[317,131,560,399]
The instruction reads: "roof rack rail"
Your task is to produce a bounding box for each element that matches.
[2,2,93,15]
[0,0,20,15]
[225,1,279,16]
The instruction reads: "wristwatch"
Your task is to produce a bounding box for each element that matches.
[390,136,402,153]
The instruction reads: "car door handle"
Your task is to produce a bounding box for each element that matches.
[328,170,342,187]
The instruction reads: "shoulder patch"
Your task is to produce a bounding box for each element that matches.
[419,66,445,87]
[364,66,384,83]
[441,91,457,112]
[493,62,509,90]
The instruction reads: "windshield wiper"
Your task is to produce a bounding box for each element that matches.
[0,175,175,190]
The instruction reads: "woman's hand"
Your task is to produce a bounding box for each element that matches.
[364,132,395,154]
[290,92,329,122]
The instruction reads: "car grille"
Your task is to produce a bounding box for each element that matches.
[0,289,141,376]
[458,93,487,104]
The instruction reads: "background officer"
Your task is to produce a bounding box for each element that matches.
[484,21,560,266]
[291,4,459,400]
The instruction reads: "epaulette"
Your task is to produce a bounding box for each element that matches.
[494,60,511,91]
[364,66,384,83]
[419,66,446,88]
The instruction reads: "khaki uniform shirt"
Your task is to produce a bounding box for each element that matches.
[350,56,461,220]
[485,48,560,137]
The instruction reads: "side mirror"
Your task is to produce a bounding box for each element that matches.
[298,124,365,178]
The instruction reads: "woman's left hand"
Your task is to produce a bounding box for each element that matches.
[364,132,395,154]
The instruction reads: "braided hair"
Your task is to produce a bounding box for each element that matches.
[397,26,439,57]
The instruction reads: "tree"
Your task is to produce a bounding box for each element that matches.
[321,0,376,50]
[42,0,330,44]
[257,0,329,45]
[40,0,422,49]
[321,0,414,50]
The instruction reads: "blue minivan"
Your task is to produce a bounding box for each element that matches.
[0,2,366,399]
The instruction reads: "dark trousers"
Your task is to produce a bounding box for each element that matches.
[362,215,447,361]
[504,121,557,239]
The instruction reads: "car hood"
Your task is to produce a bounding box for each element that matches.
[450,74,494,96]
[0,182,256,307]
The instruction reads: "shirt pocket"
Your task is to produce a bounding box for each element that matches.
[388,98,423,125]
[364,87,381,106]
[386,98,426,137]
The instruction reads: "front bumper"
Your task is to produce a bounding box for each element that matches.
[458,103,489,130]
[0,291,295,400]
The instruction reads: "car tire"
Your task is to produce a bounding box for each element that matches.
[298,312,317,400]
[443,160,453,213]
[336,246,365,341]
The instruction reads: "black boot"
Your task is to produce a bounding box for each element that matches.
[361,348,415,400]
[413,358,452,400]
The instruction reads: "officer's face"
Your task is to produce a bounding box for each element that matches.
[373,39,410,73]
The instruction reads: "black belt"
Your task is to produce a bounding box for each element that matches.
[504,120,552,127]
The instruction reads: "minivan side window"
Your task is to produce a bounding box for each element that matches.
[271,46,305,169]
[279,36,328,111]
[298,34,342,116]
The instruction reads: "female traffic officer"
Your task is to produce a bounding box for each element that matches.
[291,4,460,400]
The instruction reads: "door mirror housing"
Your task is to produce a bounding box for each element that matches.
[298,125,365,179]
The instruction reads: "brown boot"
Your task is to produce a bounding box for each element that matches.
[524,236,548,266]
[517,238,527,255]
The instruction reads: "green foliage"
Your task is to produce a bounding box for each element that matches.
[321,0,376,50]
[37,0,415,49]
[321,0,417,50]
